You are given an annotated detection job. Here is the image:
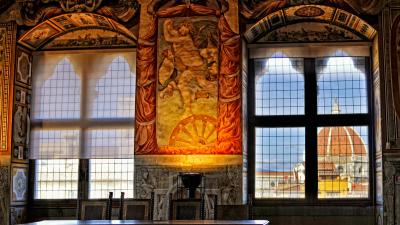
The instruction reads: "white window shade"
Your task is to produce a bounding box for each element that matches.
[32,58,81,120]
[88,56,136,119]
[83,128,134,159]
[31,129,80,159]
[30,50,136,159]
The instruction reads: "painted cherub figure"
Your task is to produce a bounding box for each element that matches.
[163,19,204,71]
[162,19,205,114]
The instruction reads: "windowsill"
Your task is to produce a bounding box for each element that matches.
[253,199,373,207]
[31,199,78,208]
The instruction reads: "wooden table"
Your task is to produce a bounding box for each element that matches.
[20,220,269,225]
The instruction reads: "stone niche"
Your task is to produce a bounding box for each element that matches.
[134,155,243,220]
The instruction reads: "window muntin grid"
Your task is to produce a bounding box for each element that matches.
[32,53,135,200]
[317,57,368,115]
[88,56,136,119]
[251,54,372,202]
[31,129,80,159]
[89,158,134,199]
[86,128,135,199]
[255,127,306,198]
[35,159,79,199]
[255,57,304,116]
[32,58,81,120]
[85,128,134,158]
[317,126,369,199]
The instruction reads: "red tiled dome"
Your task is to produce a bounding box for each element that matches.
[317,127,367,156]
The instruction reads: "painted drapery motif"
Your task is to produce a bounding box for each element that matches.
[135,4,241,154]
[157,16,219,154]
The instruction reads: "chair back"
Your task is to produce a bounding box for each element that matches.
[214,194,253,220]
[119,192,154,220]
[169,193,205,220]
[119,192,125,220]
[79,200,108,220]
[215,205,250,220]
[106,192,113,220]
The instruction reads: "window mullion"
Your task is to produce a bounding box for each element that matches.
[365,56,374,201]
[79,70,89,200]
[304,58,318,202]
[248,59,256,198]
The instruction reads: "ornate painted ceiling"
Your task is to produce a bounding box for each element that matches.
[240,0,392,20]
[18,12,137,50]
[11,0,140,27]
[243,4,377,43]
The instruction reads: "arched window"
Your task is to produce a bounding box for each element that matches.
[248,46,371,201]
[31,51,136,199]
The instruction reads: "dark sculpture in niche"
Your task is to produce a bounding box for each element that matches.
[16,0,139,27]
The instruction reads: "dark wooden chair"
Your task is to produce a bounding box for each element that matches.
[214,194,253,220]
[169,193,205,220]
[79,200,108,220]
[77,192,113,220]
[119,192,154,220]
